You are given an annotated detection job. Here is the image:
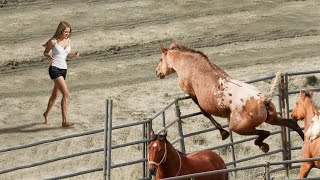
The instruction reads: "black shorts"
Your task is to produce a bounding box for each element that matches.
[49,65,67,80]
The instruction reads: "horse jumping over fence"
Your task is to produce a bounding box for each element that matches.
[148,130,228,180]
[155,43,304,153]
[291,90,320,178]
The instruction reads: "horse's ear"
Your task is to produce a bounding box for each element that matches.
[161,46,168,54]
[300,90,306,99]
[163,130,167,138]
[150,129,155,140]
[309,90,314,98]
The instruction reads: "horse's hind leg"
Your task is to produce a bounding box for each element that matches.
[191,97,230,140]
[254,130,271,153]
[231,124,271,152]
[267,117,304,140]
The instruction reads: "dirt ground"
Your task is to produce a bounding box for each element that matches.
[0,0,320,179]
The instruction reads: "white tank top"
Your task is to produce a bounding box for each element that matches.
[51,40,71,69]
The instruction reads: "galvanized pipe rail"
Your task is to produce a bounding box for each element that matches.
[1,70,319,179]
[159,157,320,180]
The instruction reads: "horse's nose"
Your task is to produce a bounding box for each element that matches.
[155,70,164,79]
[291,111,298,120]
[149,166,157,176]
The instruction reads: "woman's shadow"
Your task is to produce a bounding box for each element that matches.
[0,122,64,134]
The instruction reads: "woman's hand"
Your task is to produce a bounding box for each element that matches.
[48,55,54,61]
[68,52,80,59]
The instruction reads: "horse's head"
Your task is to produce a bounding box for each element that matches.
[148,130,168,176]
[155,46,176,79]
[291,90,314,120]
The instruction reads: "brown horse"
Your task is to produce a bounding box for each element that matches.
[291,90,320,178]
[148,130,228,180]
[155,43,304,152]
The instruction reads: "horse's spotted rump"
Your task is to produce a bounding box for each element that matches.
[217,78,262,113]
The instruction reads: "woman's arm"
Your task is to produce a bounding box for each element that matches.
[67,52,80,59]
[43,39,56,60]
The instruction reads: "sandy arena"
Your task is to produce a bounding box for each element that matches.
[0,0,320,179]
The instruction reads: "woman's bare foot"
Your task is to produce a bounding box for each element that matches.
[62,121,74,127]
[43,112,48,124]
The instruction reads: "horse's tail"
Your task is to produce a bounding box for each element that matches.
[265,71,283,102]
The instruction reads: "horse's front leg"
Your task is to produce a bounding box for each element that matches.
[191,97,230,140]
[299,162,313,178]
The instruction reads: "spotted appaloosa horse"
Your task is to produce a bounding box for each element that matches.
[155,43,304,153]
[148,130,228,180]
[291,90,320,178]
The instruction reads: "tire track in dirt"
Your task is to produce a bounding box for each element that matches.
[0,1,277,44]
[1,28,318,73]
[1,28,319,99]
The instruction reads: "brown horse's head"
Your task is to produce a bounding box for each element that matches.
[148,130,167,176]
[291,90,314,120]
[155,46,176,79]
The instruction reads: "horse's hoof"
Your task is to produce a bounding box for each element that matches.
[221,130,230,140]
[259,143,269,153]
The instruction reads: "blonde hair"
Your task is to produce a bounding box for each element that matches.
[43,21,72,47]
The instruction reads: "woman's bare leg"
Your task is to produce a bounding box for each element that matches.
[43,84,60,124]
[53,76,73,127]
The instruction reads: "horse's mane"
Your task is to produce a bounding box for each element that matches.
[169,43,229,77]
[169,43,209,60]
[301,90,319,115]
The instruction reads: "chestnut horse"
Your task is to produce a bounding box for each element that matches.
[155,43,304,152]
[148,130,228,180]
[291,90,320,178]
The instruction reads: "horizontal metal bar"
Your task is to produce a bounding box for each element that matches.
[45,167,103,180]
[111,158,147,169]
[180,112,202,119]
[245,75,275,84]
[149,99,178,119]
[176,96,192,101]
[155,119,179,134]
[291,146,303,151]
[269,157,320,166]
[160,162,267,180]
[0,148,103,174]
[291,177,320,180]
[287,70,320,76]
[111,139,149,150]
[226,149,282,166]
[0,129,104,153]
[160,156,320,180]
[287,88,320,95]
[112,119,150,130]
[171,137,183,145]
[183,125,229,139]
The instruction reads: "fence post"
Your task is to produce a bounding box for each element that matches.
[284,73,292,169]
[103,100,113,180]
[280,74,290,177]
[175,100,186,153]
[264,161,270,180]
[142,123,146,179]
[229,131,237,177]
[148,120,153,179]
